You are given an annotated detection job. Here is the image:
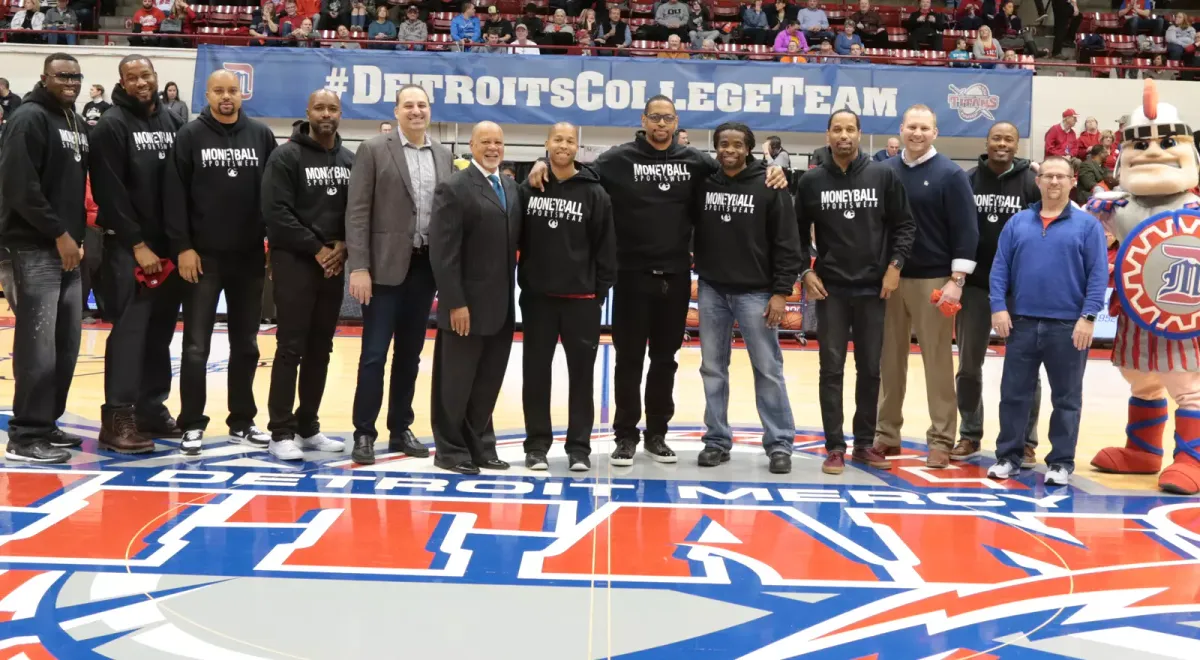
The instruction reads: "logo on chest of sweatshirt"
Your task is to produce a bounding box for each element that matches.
[526,196,583,229]
[819,188,879,218]
[975,194,1024,223]
[133,131,175,160]
[57,129,89,160]
[633,163,691,191]
[305,165,351,197]
[200,147,260,178]
[704,192,756,222]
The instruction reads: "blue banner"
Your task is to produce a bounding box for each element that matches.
[193,45,1032,137]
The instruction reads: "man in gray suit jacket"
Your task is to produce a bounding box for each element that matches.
[345,84,453,465]
[429,121,521,474]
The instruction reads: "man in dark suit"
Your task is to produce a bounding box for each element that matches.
[429,121,521,475]
[345,84,454,465]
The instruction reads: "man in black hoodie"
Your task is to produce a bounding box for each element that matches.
[797,109,916,476]
[262,89,353,461]
[528,96,787,466]
[518,122,616,473]
[0,53,88,464]
[694,122,803,474]
[164,69,278,455]
[90,54,187,455]
[956,121,1043,463]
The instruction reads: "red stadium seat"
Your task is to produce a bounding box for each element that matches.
[886,27,908,44]
[1090,55,1122,77]
[429,11,454,31]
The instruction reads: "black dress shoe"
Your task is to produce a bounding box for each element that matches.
[698,447,730,467]
[351,435,376,465]
[49,428,83,449]
[137,416,184,439]
[388,429,430,458]
[769,452,793,474]
[478,458,510,470]
[435,459,480,475]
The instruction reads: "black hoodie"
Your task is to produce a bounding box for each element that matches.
[796,147,916,294]
[591,131,718,273]
[163,107,277,256]
[89,84,185,254]
[693,158,802,295]
[966,155,1039,291]
[0,83,89,249]
[518,164,617,299]
[262,122,354,256]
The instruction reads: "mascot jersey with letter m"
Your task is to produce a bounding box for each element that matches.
[1089,79,1200,496]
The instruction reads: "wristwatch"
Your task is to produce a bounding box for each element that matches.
[1082,314,1097,323]
[951,275,966,287]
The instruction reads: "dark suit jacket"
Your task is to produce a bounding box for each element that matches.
[345,132,454,286]
[429,165,521,336]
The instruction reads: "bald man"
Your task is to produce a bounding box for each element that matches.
[428,121,522,474]
[164,69,278,456]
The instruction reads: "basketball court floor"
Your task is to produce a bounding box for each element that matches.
[1,308,1199,659]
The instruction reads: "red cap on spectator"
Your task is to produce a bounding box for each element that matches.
[1063,109,1079,118]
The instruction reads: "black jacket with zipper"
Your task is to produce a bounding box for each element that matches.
[518,164,617,299]
[0,83,89,249]
[262,121,354,256]
[163,108,277,256]
[89,83,185,254]
[796,147,916,294]
[693,158,802,295]
[966,155,1039,291]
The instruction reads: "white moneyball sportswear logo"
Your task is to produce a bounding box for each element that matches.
[947,83,1000,122]
[526,196,583,229]
[635,163,691,192]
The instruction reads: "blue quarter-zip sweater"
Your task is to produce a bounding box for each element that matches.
[989,201,1109,320]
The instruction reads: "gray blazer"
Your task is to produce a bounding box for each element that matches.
[429,166,521,337]
[345,132,453,285]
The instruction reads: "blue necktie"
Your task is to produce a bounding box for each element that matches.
[488,173,507,209]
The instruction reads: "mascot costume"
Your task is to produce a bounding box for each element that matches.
[1088,80,1200,495]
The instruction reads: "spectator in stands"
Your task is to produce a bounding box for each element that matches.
[1166,13,1194,61]
[693,38,720,59]
[741,0,772,46]
[43,0,80,46]
[815,38,836,61]
[993,1,1046,57]
[949,37,972,66]
[288,16,319,45]
[873,136,900,161]
[972,24,1002,68]
[0,79,20,115]
[519,3,544,35]
[764,136,790,168]
[654,0,689,42]
[1100,129,1118,169]
[850,0,886,48]
[846,41,868,63]
[348,0,368,31]
[368,4,396,47]
[154,0,194,48]
[250,2,281,45]
[577,7,598,38]
[658,33,690,58]
[317,0,346,31]
[1050,0,1081,58]
[687,0,722,50]
[767,0,797,31]
[296,0,321,23]
[512,22,541,53]
[773,20,808,52]
[1078,144,1110,197]
[1119,0,1164,38]
[543,8,576,51]
[780,38,807,62]
[8,0,45,45]
[160,81,187,123]
[83,84,110,126]
[396,5,426,49]
[473,30,507,52]
[1044,108,1078,160]
[834,20,862,55]
[957,3,982,30]
[485,6,514,44]
[797,0,831,44]
[1074,116,1101,160]
[130,0,165,47]
[904,0,944,50]
[595,6,631,52]
[279,0,304,33]
[450,2,480,50]
[328,23,360,47]
[998,49,1022,68]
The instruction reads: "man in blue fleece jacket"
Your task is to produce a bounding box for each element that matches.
[987,157,1108,487]
[877,105,979,468]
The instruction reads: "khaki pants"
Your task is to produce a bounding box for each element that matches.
[876,277,957,450]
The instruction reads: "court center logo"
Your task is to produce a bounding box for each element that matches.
[221,62,255,101]
[947,82,1000,122]
[1116,208,1200,340]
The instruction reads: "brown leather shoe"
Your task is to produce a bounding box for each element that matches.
[852,445,893,469]
[950,439,981,460]
[874,442,902,457]
[926,446,951,469]
[1022,444,1038,468]
[99,408,155,454]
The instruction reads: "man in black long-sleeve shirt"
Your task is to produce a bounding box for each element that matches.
[90,54,186,454]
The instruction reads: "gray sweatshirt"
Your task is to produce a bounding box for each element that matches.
[655,1,689,27]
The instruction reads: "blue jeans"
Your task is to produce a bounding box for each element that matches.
[7,247,82,447]
[697,280,795,455]
[995,317,1088,471]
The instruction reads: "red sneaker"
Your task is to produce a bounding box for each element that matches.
[822,450,845,475]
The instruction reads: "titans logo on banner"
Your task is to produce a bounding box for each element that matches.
[1116,209,1200,340]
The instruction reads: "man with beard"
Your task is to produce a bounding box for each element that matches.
[955,122,1043,464]
[797,109,915,475]
[164,70,277,456]
[429,121,521,475]
[694,122,803,474]
[89,54,187,454]
[527,96,787,466]
[0,53,88,463]
[518,122,616,472]
[261,89,352,461]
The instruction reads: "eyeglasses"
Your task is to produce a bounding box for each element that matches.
[1039,173,1072,181]
[644,114,677,124]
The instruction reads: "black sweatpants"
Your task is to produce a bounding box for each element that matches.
[101,236,183,424]
[520,291,602,456]
[611,269,691,442]
[266,249,345,440]
[178,248,266,432]
[816,292,886,452]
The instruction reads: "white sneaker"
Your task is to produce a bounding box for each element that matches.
[298,433,345,452]
[230,426,271,447]
[269,438,304,461]
[1045,465,1070,487]
[181,430,204,456]
[988,461,1018,480]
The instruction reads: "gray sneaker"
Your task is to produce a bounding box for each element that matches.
[988,460,1019,480]
[1044,464,1070,487]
